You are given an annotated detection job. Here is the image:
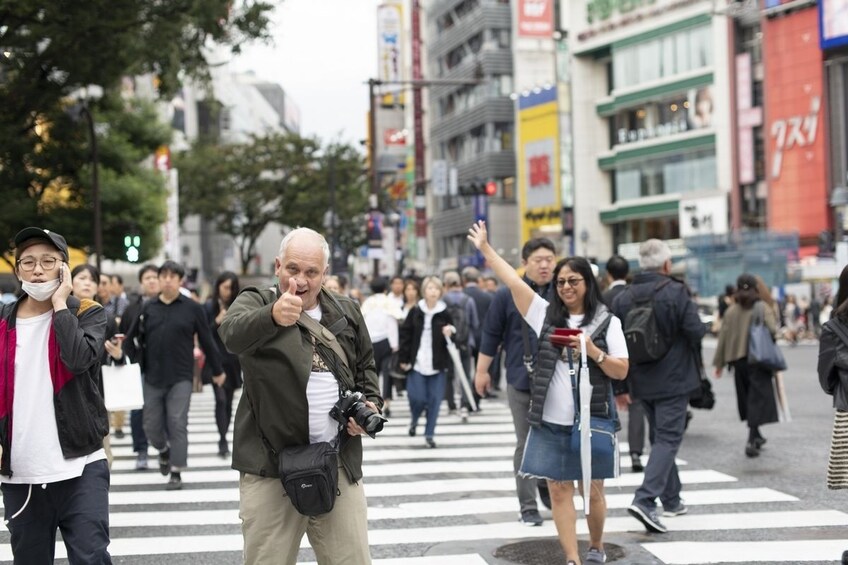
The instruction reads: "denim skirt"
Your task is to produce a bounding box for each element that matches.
[520,421,617,482]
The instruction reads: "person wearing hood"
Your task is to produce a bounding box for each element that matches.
[0,227,111,563]
[398,275,456,448]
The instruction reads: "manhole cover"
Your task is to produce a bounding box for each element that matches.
[494,539,625,564]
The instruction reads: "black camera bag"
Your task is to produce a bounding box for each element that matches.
[278,441,340,516]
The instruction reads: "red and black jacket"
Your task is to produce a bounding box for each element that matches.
[0,296,109,478]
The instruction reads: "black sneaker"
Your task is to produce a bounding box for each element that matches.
[519,509,543,526]
[158,449,170,476]
[631,453,644,472]
[628,503,667,533]
[745,441,760,457]
[166,472,182,490]
[218,439,230,458]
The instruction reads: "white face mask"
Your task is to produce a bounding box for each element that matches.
[20,278,60,302]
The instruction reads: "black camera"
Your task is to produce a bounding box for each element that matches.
[330,391,387,439]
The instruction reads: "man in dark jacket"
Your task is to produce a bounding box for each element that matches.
[612,239,705,534]
[219,227,382,564]
[124,260,224,491]
[602,254,647,472]
[474,237,556,527]
[0,227,111,563]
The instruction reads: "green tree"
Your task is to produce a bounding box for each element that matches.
[177,132,321,274]
[176,133,369,274]
[0,0,274,258]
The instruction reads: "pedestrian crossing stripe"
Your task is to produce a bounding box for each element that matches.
[1,388,845,564]
[103,488,797,526]
[643,539,848,564]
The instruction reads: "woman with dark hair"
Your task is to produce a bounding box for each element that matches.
[468,221,628,565]
[204,271,242,457]
[818,266,848,565]
[713,273,780,457]
[71,264,123,466]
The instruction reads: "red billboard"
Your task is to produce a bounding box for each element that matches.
[517,0,553,38]
[764,7,829,250]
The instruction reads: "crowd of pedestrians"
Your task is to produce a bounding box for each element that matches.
[5,221,847,565]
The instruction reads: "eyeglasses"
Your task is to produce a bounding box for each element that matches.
[17,257,60,272]
[556,277,584,289]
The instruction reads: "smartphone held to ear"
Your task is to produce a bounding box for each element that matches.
[550,327,581,346]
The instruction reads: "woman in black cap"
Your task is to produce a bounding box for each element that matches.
[713,273,780,457]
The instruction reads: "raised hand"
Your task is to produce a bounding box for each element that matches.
[467,220,489,250]
[273,278,303,327]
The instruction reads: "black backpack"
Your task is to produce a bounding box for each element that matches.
[446,295,471,351]
[623,279,673,364]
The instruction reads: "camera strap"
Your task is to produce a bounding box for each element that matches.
[297,311,350,371]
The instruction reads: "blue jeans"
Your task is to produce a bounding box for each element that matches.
[2,460,111,564]
[407,370,446,439]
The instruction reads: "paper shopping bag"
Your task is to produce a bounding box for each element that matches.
[102,361,144,411]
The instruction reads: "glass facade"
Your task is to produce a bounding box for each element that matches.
[614,149,717,201]
[612,25,712,90]
[607,90,713,148]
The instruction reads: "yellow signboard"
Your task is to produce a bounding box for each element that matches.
[517,87,561,243]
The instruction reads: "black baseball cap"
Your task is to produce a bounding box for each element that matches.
[14,227,69,261]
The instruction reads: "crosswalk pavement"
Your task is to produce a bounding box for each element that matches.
[2,387,847,564]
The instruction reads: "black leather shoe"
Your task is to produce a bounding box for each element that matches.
[408,425,416,437]
[745,441,760,457]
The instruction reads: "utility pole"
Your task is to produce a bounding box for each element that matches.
[368,78,380,202]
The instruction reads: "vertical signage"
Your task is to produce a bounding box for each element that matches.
[736,53,762,185]
[764,6,828,244]
[517,0,553,38]
[377,2,405,105]
[517,87,561,242]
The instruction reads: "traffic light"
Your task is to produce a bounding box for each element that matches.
[124,234,141,263]
[458,179,496,197]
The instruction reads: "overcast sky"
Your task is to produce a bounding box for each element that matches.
[231,0,379,147]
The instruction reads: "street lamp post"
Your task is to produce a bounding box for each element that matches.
[69,86,104,270]
[80,105,103,272]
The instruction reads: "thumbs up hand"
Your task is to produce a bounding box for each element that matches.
[273,278,303,327]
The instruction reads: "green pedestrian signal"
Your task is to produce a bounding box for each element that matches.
[124,234,141,263]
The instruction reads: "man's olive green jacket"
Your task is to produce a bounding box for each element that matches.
[219,286,382,483]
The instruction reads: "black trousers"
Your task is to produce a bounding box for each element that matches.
[731,358,779,428]
[214,358,241,442]
[2,459,111,564]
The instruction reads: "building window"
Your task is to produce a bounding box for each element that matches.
[612,25,713,90]
[614,149,717,201]
[608,88,713,148]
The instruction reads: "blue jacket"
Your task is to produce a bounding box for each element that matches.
[611,271,705,400]
[479,277,553,392]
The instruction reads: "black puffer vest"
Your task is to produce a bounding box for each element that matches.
[528,304,617,429]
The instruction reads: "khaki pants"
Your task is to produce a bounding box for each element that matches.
[239,467,371,565]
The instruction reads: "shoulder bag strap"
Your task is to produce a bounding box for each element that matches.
[297,311,350,370]
[520,321,535,376]
[827,318,848,349]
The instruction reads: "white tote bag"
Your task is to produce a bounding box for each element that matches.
[102,360,144,411]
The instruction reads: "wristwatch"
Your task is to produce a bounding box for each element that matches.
[595,351,606,365]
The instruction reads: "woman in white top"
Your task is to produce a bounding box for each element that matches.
[468,221,629,565]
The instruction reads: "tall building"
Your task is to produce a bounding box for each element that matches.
[426,0,519,269]
[565,0,734,263]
